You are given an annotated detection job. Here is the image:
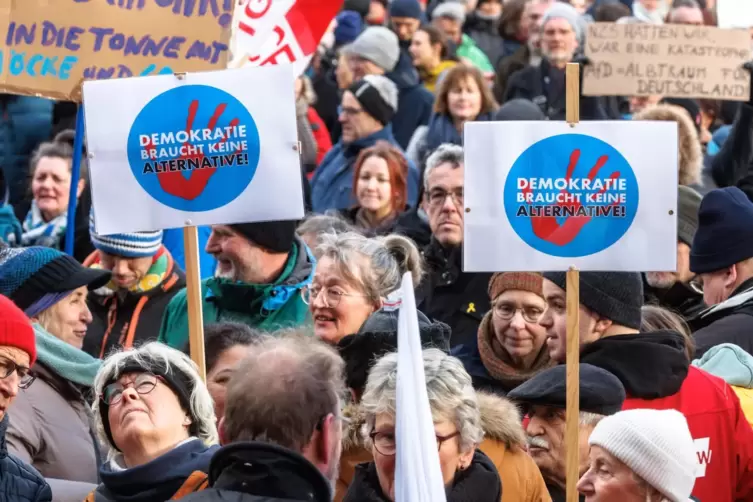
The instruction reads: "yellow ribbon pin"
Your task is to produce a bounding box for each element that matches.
[466,303,476,313]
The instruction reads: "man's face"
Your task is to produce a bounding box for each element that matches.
[478,0,502,17]
[206,225,265,283]
[348,55,385,81]
[541,17,578,66]
[391,16,421,42]
[99,252,155,290]
[339,91,382,144]
[434,17,462,44]
[699,266,736,307]
[424,162,464,248]
[669,6,704,26]
[628,94,661,114]
[539,279,602,363]
[526,0,555,50]
[645,241,694,290]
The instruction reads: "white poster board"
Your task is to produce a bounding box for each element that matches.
[83,65,303,235]
[718,0,753,29]
[463,122,678,272]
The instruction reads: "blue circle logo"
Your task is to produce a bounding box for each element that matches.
[503,134,639,257]
[127,85,261,212]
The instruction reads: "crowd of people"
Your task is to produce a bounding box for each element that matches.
[0,0,751,501]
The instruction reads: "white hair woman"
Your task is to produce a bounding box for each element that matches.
[343,348,503,502]
[577,409,697,502]
[304,231,423,345]
[87,342,218,502]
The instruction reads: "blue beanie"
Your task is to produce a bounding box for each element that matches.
[335,11,363,47]
[390,0,423,20]
[90,213,163,259]
[690,187,753,274]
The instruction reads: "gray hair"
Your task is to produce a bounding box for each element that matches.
[316,231,423,301]
[423,143,464,191]
[91,342,218,458]
[580,411,605,427]
[296,214,355,240]
[360,348,484,453]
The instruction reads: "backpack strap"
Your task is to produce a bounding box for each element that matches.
[171,471,209,499]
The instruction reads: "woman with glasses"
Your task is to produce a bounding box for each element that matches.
[87,342,218,502]
[474,272,554,394]
[0,246,110,501]
[344,349,549,502]
[304,231,423,345]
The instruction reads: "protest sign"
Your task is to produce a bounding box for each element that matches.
[230,0,343,75]
[463,121,678,272]
[718,0,753,30]
[583,23,751,101]
[82,65,304,236]
[0,0,231,101]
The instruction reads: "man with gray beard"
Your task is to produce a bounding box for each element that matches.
[180,332,346,502]
[645,186,705,322]
[508,364,625,502]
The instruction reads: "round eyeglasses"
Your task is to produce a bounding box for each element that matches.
[102,372,161,406]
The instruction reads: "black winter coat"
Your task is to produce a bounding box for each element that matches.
[690,278,753,358]
[711,103,753,200]
[0,415,52,502]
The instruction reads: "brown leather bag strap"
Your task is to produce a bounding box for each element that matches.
[170,471,209,499]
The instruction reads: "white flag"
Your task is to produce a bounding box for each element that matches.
[395,273,448,502]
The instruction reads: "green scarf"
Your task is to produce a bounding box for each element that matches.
[33,323,102,387]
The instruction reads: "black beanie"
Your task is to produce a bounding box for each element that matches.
[690,187,753,274]
[543,271,643,330]
[231,220,297,254]
[348,79,397,126]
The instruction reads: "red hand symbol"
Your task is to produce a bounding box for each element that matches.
[521,149,620,246]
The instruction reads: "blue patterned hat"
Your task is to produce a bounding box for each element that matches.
[90,213,163,258]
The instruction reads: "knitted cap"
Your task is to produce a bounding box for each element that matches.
[335,10,363,46]
[348,75,399,125]
[677,186,701,247]
[541,2,584,40]
[90,213,163,258]
[346,26,400,72]
[690,187,753,274]
[432,2,466,24]
[488,272,543,301]
[230,220,297,254]
[0,295,36,365]
[390,0,423,20]
[589,409,697,502]
[543,271,643,329]
[0,247,111,313]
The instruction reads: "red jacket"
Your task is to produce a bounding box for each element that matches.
[623,366,753,502]
[308,107,332,174]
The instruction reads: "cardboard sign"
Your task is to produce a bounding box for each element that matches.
[583,23,751,101]
[83,66,303,235]
[463,121,678,272]
[0,0,231,101]
[230,0,343,75]
[718,0,753,30]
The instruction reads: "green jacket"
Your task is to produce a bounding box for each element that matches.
[158,238,314,349]
[458,34,494,73]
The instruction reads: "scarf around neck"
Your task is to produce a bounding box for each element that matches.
[424,112,494,153]
[89,247,170,294]
[20,200,67,248]
[33,323,101,387]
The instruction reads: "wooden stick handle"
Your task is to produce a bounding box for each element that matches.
[183,226,207,382]
[566,63,581,126]
[566,267,581,502]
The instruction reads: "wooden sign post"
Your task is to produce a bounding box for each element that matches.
[565,62,581,502]
[183,225,207,381]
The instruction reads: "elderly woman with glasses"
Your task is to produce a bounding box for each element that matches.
[344,348,550,502]
[86,342,218,502]
[304,232,423,346]
[473,272,555,394]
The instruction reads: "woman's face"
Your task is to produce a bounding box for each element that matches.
[207,344,251,420]
[372,413,475,501]
[35,286,92,350]
[491,290,547,366]
[32,156,73,220]
[107,372,190,464]
[577,446,649,502]
[356,155,392,217]
[447,77,483,122]
[309,256,377,345]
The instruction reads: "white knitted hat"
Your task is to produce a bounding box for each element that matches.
[588,409,696,502]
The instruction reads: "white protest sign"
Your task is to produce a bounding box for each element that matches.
[83,65,303,235]
[718,0,753,29]
[463,122,678,272]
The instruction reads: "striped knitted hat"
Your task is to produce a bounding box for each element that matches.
[90,213,163,258]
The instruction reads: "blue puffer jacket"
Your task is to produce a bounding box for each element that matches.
[311,125,420,213]
[0,414,52,501]
[387,50,434,150]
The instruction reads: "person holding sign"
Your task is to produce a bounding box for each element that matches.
[540,271,753,502]
[158,221,314,350]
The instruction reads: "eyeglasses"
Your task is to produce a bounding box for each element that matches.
[0,356,34,389]
[370,430,461,456]
[102,372,161,406]
[338,105,364,117]
[493,303,544,323]
[301,285,370,308]
[427,188,464,210]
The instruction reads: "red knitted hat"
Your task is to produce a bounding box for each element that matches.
[0,295,36,365]
[487,272,543,301]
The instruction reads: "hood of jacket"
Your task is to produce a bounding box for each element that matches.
[693,343,753,388]
[207,442,332,501]
[342,125,398,161]
[580,331,690,399]
[632,104,702,186]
